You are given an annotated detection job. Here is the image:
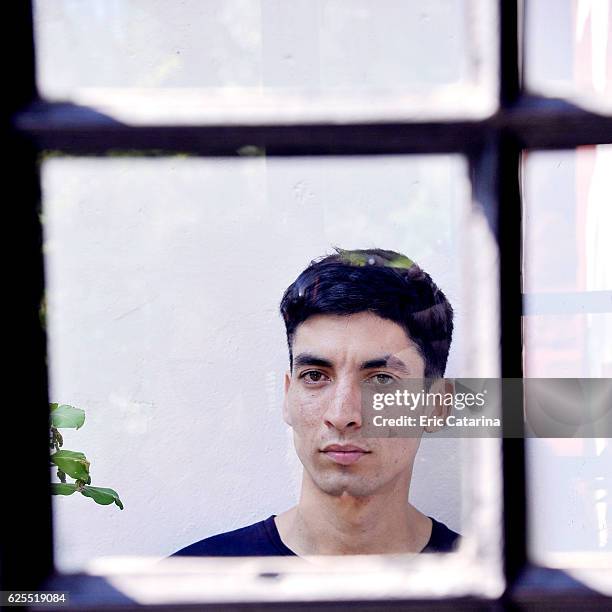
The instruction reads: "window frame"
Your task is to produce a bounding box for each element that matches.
[4,1,612,609]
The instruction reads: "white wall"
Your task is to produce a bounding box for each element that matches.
[34,0,475,95]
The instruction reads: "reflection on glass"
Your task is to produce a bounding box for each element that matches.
[523,146,612,561]
[41,155,498,571]
[525,0,612,111]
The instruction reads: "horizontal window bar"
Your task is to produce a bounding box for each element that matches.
[505,97,612,150]
[14,96,612,156]
[16,103,485,155]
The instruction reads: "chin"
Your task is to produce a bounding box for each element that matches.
[314,474,379,498]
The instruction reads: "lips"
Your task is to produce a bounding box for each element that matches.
[321,444,370,465]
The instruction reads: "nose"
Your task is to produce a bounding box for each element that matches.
[323,379,363,431]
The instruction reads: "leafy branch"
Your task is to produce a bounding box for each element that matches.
[49,403,124,510]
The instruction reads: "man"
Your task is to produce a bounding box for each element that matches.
[171,248,460,556]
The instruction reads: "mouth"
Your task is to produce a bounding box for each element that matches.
[321,444,371,466]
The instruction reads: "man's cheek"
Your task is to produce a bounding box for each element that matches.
[291,412,320,434]
[292,431,320,467]
[289,395,324,426]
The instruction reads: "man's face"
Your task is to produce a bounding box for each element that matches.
[283,311,426,498]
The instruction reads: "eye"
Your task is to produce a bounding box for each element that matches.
[366,373,395,385]
[299,370,330,384]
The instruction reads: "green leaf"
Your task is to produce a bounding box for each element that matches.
[388,255,414,269]
[50,405,85,429]
[50,449,91,484]
[51,483,78,496]
[81,486,124,510]
[337,250,368,266]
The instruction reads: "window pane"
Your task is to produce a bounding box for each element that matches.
[523,146,612,563]
[525,0,612,112]
[32,0,497,123]
[41,154,502,599]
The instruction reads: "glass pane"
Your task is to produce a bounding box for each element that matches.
[525,0,612,112]
[42,153,502,600]
[523,146,612,564]
[32,0,497,123]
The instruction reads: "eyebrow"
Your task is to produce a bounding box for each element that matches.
[361,355,412,375]
[293,353,334,370]
[293,353,412,375]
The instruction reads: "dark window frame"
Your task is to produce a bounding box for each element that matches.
[4,2,612,609]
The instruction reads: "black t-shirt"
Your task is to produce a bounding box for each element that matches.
[170,515,460,557]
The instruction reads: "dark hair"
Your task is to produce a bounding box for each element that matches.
[279,248,454,378]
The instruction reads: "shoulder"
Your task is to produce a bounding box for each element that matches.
[170,515,294,557]
[421,517,461,553]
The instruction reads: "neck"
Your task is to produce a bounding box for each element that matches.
[277,471,431,555]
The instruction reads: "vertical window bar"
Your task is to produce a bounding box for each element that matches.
[500,0,521,106]
[2,0,54,592]
[498,0,527,588]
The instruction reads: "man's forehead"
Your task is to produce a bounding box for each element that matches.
[292,312,419,355]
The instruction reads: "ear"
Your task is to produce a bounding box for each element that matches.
[282,370,293,427]
[423,378,454,433]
